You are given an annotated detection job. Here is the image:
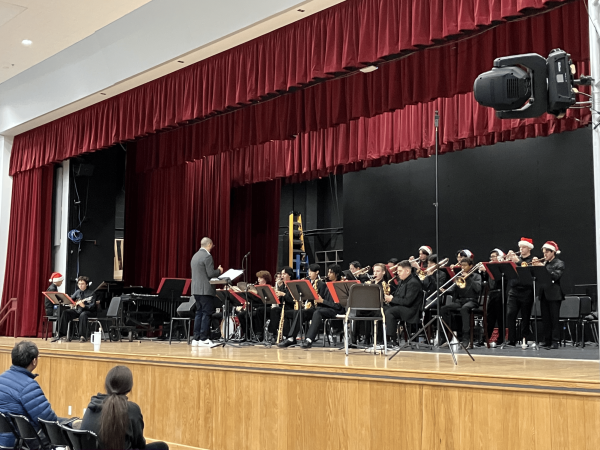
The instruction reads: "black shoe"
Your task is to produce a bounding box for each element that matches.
[80,336,87,342]
[541,341,552,349]
[505,341,516,347]
[278,339,294,348]
[550,342,559,349]
[301,340,312,349]
[50,335,60,343]
[461,341,472,349]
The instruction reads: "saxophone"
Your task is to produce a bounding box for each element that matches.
[305,278,319,309]
[382,280,390,296]
[276,303,285,343]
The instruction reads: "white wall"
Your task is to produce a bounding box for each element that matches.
[52,160,70,294]
[0,136,13,302]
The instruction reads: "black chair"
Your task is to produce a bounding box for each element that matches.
[37,420,68,450]
[468,282,489,348]
[169,297,195,344]
[0,412,21,450]
[9,415,45,450]
[60,426,99,450]
[559,296,588,347]
[322,313,346,347]
[344,284,387,356]
[41,315,57,340]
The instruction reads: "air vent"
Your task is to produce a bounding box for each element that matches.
[506,77,519,99]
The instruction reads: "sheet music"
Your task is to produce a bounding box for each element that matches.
[219,269,244,280]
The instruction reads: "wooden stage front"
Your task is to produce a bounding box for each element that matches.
[0,337,599,450]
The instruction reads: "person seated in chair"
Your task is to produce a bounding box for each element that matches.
[440,257,482,348]
[53,276,97,342]
[81,365,168,450]
[384,260,424,345]
[0,341,61,449]
[301,264,346,348]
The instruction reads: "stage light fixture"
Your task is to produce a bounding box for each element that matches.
[473,48,579,119]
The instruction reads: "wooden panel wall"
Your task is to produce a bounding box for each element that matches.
[1,352,599,450]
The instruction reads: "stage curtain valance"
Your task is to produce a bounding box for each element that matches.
[9,0,578,175]
[0,166,53,337]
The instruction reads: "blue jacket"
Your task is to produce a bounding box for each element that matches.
[0,365,58,447]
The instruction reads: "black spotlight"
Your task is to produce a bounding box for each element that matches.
[473,49,577,119]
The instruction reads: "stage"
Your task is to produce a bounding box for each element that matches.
[0,337,599,450]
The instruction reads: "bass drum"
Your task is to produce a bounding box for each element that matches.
[220,315,240,339]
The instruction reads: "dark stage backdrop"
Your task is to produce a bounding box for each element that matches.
[344,127,594,293]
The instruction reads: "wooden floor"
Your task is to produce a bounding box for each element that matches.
[1,337,599,449]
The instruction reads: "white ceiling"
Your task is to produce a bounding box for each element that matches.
[0,0,152,84]
[0,0,345,137]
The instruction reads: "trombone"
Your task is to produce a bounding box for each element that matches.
[521,257,546,267]
[417,258,449,281]
[424,268,465,309]
[454,262,483,288]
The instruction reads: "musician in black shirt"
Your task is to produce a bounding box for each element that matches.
[505,237,535,346]
[384,260,423,342]
[484,249,506,347]
[269,267,295,342]
[52,276,97,342]
[537,241,565,349]
[301,265,345,348]
[440,257,482,347]
[45,272,64,317]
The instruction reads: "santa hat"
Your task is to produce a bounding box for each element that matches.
[542,241,561,254]
[462,249,474,259]
[48,272,64,283]
[419,245,433,255]
[518,237,534,249]
[492,248,505,258]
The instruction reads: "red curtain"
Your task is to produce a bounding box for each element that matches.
[9,0,579,175]
[229,181,282,280]
[124,148,232,289]
[124,148,281,288]
[0,166,53,337]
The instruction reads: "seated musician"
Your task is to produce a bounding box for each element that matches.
[278,264,323,348]
[249,270,273,340]
[52,276,97,342]
[483,249,506,347]
[269,267,295,342]
[348,261,369,283]
[505,237,535,347]
[537,241,565,349]
[386,258,399,270]
[45,272,64,318]
[384,260,423,343]
[422,254,448,303]
[440,257,482,348]
[356,263,392,345]
[452,249,474,269]
[301,264,346,348]
[409,246,432,271]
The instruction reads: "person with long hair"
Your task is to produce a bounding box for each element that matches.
[81,366,168,450]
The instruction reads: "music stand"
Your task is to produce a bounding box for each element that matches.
[43,292,76,340]
[157,278,190,300]
[327,281,359,308]
[343,270,356,281]
[253,285,280,347]
[484,262,518,349]
[518,265,553,349]
[284,280,319,346]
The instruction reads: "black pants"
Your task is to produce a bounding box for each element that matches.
[384,305,415,338]
[541,300,562,344]
[441,299,478,340]
[59,309,93,338]
[486,290,504,344]
[306,308,339,341]
[506,290,534,343]
[146,442,169,450]
[193,295,216,341]
[286,308,315,339]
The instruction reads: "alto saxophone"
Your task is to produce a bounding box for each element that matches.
[382,280,390,296]
[305,278,319,309]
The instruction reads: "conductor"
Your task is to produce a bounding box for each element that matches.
[191,237,223,347]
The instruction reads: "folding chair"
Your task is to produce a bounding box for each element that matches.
[37,420,69,450]
[344,284,387,356]
[9,415,45,450]
[60,426,99,450]
[169,297,195,344]
[0,412,21,450]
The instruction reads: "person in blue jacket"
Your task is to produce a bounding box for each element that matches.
[0,341,59,448]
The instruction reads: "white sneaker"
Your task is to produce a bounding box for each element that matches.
[198,339,213,347]
[191,339,200,347]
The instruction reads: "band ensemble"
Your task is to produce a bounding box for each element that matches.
[42,236,565,351]
[189,236,565,351]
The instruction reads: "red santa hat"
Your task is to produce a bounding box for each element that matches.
[48,272,64,283]
[492,248,505,258]
[462,249,474,259]
[542,241,561,254]
[518,237,534,249]
[419,245,433,255]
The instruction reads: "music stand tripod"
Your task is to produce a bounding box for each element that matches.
[483,261,518,349]
[283,280,319,347]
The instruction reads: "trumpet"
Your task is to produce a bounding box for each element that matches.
[417,258,449,281]
[521,257,546,267]
[352,265,371,276]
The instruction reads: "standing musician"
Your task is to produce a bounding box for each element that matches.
[53,276,97,342]
[505,237,535,347]
[191,237,223,347]
[383,260,424,343]
[300,265,346,348]
[409,246,432,271]
[278,264,324,348]
[483,249,506,347]
[45,272,64,318]
[537,241,565,349]
[440,257,482,348]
